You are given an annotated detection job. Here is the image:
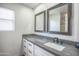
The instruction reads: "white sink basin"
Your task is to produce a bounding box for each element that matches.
[44,42,65,51]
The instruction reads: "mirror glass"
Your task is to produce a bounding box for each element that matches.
[35,11,45,32]
[47,4,72,35]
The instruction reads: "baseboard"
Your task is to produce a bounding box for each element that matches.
[0,52,10,56]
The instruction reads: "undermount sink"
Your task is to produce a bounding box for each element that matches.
[44,42,65,51]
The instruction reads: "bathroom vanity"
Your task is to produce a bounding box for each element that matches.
[22,34,79,56]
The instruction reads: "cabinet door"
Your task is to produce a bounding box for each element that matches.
[23,39,27,47]
[34,45,55,56]
[23,39,28,56]
[27,41,34,56]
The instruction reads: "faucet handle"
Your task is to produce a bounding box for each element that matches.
[58,39,64,45]
[53,37,59,43]
[60,40,64,45]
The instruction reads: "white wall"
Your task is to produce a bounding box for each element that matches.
[0,3,34,56]
[34,3,79,42]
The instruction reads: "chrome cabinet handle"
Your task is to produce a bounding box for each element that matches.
[28,49,32,54]
[24,46,26,48]
[28,43,32,46]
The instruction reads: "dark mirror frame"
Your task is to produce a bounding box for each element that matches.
[47,3,72,35]
[34,11,46,32]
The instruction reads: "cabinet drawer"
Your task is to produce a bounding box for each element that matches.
[27,41,33,50]
[23,47,28,56]
[23,39,27,46]
[27,41,34,56]
[24,46,28,52]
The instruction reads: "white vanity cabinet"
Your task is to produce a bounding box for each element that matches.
[34,45,55,56]
[23,39,55,56]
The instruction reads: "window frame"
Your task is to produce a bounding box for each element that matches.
[0,7,15,31]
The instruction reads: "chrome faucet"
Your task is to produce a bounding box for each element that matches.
[53,37,63,45]
[53,37,59,43]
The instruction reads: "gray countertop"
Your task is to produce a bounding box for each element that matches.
[23,34,79,56]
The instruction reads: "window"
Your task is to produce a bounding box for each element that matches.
[0,7,15,31]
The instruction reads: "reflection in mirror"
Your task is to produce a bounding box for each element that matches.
[47,3,72,35]
[36,13,44,31]
[35,11,45,32]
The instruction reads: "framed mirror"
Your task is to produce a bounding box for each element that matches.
[35,11,46,32]
[47,3,72,35]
